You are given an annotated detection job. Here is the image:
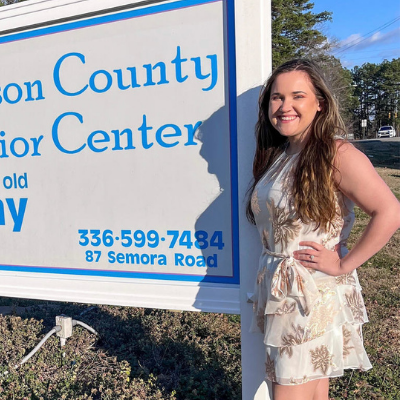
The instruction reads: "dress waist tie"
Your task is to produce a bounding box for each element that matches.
[264,248,320,316]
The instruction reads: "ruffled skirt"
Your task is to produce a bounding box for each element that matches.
[250,255,372,385]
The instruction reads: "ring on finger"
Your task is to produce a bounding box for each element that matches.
[310,255,314,261]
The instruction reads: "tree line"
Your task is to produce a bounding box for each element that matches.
[352,60,400,138]
[1,0,399,138]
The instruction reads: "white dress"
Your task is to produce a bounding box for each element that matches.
[250,150,372,385]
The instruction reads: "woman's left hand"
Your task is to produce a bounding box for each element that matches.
[293,241,343,276]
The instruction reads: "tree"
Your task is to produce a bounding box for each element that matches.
[313,55,359,134]
[271,0,332,68]
[352,59,400,138]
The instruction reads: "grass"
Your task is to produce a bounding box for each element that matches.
[0,160,399,399]
[0,305,241,399]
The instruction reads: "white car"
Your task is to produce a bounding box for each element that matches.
[377,126,396,138]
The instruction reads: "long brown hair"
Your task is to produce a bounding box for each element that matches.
[246,59,346,230]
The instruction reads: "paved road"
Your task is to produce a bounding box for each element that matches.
[351,138,400,169]
[355,137,400,143]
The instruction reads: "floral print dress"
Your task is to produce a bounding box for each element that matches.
[250,150,372,385]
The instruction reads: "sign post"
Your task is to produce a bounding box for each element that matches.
[0,0,271,398]
[361,119,367,139]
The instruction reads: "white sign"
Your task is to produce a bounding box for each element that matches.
[361,119,367,127]
[0,0,239,287]
[1,1,273,397]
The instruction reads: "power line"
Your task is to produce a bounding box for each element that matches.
[333,16,400,55]
[334,16,400,54]
[343,47,400,54]
[344,54,400,61]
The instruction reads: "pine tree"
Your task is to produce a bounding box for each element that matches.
[352,59,400,136]
[272,0,332,68]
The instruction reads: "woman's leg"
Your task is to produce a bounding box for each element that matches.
[313,378,329,400]
[272,378,329,400]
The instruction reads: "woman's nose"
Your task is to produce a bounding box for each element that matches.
[279,99,292,112]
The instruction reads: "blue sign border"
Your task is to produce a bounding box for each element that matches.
[0,0,239,285]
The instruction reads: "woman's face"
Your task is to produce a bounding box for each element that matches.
[268,70,321,143]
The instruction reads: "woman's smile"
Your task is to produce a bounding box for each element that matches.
[278,115,298,122]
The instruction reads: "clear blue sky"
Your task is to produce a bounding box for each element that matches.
[312,0,400,69]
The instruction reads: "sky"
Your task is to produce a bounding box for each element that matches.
[312,0,400,69]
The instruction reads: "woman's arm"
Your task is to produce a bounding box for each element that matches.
[294,141,400,276]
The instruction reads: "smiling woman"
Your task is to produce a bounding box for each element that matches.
[246,59,400,400]
[268,71,322,153]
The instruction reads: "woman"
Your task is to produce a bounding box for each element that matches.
[247,59,400,400]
